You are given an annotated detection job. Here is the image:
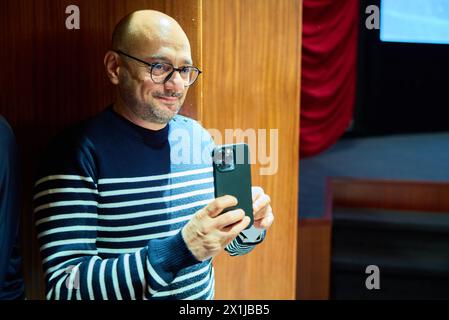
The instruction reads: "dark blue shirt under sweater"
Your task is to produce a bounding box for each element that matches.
[0,116,24,300]
[33,106,264,300]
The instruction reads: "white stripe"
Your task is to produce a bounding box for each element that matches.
[123,254,136,299]
[99,260,108,300]
[36,213,98,226]
[235,243,255,252]
[42,249,98,265]
[112,260,123,300]
[38,226,97,239]
[97,199,210,220]
[87,257,100,300]
[97,214,193,232]
[54,275,67,300]
[66,264,80,300]
[98,188,214,209]
[46,257,85,278]
[206,281,215,300]
[135,250,146,300]
[48,268,67,283]
[183,269,215,300]
[76,286,82,300]
[40,238,96,251]
[46,287,54,300]
[172,263,211,284]
[146,259,168,287]
[34,187,98,200]
[152,269,211,297]
[35,175,95,187]
[98,229,180,243]
[98,167,212,184]
[34,200,98,213]
[147,283,156,297]
[226,241,237,253]
[229,240,255,254]
[99,177,213,197]
[98,247,141,254]
[228,240,254,255]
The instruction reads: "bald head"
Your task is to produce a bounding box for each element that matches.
[104,10,194,130]
[112,10,190,54]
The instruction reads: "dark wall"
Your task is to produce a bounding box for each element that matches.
[352,0,449,136]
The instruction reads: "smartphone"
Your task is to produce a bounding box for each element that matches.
[212,143,253,229]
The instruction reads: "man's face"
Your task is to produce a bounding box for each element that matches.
[117,37,192,125]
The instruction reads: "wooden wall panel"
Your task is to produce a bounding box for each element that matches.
[1,0,300,300]
[201,0,301,299]
[332,178,449,212]
[297,220,331,300]
[165,0,202,119]
[0,0,201,299]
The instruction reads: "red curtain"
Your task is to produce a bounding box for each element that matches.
[300,0,359,157]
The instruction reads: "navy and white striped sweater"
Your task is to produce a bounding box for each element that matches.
[33,106,264,300]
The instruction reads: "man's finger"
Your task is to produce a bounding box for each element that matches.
[251,186,263,201]
[226,216,251,241]
[253,194,271,212]
[214,209,245,229]
[205,195,238,218]
[254,213,274,229]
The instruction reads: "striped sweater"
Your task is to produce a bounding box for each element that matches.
[33,106,265,300]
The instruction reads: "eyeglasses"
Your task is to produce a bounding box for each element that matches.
[115,50,202,87]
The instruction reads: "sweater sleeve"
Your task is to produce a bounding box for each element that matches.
[0,118,21,294]
[34,133,199,300]
[225,226,266,256]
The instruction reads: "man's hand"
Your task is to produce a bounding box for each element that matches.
[251,186,274,230]
[181,195,251,261]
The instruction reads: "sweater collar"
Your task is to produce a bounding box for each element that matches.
[108,105,170,147]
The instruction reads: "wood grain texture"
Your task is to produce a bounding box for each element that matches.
[165,0,202,119]
[331,178,449,213]
[0,0,200,299]
[201,0,302,299]
[297,220,331,300]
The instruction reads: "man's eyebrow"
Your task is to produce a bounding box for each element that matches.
[148,55,193,65]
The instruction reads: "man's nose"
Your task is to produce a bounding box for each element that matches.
[164,70,185,90]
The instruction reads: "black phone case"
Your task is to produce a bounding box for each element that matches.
[212,143,253,229]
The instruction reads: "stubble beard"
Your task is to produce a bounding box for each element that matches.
[119,70,183,125]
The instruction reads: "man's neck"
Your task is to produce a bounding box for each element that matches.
[113,100,167,131]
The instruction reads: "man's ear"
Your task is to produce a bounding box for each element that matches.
[104,51,120,85]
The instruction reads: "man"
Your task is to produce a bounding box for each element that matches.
[0,116,25,299]
[34,10,274,300]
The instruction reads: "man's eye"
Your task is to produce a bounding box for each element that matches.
[152,63,172,72]
[152,63,166,71]
[180,67,192,74]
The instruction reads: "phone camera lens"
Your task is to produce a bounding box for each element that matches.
[214,146,235,172]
